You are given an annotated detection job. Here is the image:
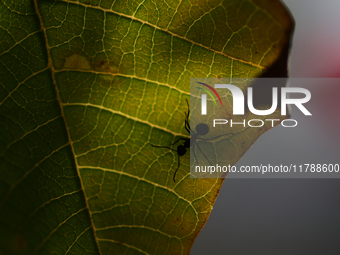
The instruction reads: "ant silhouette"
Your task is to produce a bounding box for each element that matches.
[152,99,220,182]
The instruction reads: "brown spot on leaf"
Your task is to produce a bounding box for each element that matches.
[94,60,119,74]
[14,235,26,251]
[63,54,91,70]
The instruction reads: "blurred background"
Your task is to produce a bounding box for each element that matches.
[191,0,340,254]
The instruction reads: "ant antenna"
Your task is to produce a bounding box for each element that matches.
[185,99,190,118]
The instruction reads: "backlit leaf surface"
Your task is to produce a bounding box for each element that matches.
[0,0,293,254]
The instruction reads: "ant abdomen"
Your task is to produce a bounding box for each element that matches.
[195,123,209,136]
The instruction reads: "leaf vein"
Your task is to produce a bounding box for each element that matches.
[59,0,265,69]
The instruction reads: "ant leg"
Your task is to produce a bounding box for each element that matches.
[170,138,187,146]
[151,144,176,152]
[191,144,199,165]
[173,155,181,182]
[151,144,180,182]
[199,133,234,141]
[195,142,213,166]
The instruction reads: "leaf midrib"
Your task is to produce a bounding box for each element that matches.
[33,0,103,254]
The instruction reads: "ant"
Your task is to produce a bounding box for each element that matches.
[151,99,218,182]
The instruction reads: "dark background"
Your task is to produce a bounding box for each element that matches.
[191,0,340,254]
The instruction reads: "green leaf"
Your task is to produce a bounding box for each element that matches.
[0,0,293,254]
